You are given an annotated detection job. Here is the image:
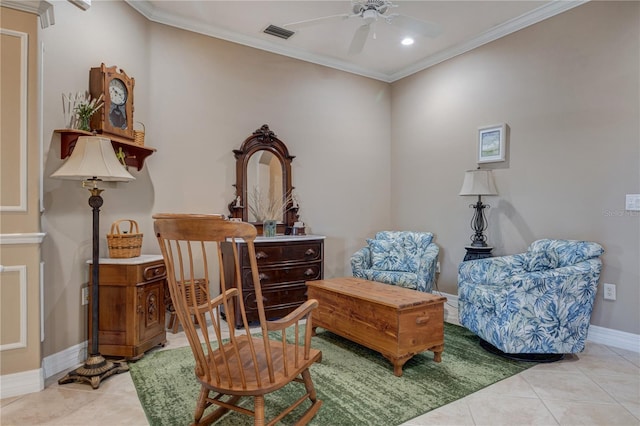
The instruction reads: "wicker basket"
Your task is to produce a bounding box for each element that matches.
[133,122,145,146]
[167,278,209,333]
[107,219,143,258]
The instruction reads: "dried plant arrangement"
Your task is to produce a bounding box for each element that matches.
[62,91,104,131]
[248,186,294,222]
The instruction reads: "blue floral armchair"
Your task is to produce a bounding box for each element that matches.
[350,231,439,293]
[458,239,604,355]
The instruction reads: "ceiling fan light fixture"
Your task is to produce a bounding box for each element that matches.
[362,9,378,21]
[401,37,414,46]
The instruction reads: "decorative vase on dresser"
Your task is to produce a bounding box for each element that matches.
[221,235,325,328]
[88,254,167,360]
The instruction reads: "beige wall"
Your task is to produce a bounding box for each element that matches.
[38,1,638,361]
[391,1,640,334]
[40,1,390,357]
[41,0,152,358]
[0,7,43,376]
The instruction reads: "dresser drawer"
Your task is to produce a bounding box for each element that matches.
[95,259,166,286]
[221,237,325,328]
[242,284,309,315]
[242,241,323,266]
[241,262,322,289]
[143,262,166,282]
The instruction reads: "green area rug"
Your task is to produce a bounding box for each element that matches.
[130,323,536,425]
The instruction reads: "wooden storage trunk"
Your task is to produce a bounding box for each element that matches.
[307,277,446,376]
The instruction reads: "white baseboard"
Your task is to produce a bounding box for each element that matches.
[587,324,640,353]
[0,368,44,399]
[42,340,87,380]
[438,291,640,353]
[437,291,460,326]
[2,342,86,399]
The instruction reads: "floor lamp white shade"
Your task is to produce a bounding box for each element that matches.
[51,136,134,182]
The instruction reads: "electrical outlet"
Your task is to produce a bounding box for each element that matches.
[603,283,616,301]
[81,287,89,305]
[436,261,441,273]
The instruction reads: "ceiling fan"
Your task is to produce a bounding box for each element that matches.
[283,0,442,55]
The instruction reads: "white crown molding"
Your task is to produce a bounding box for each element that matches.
[69,0,91,11]
[124,0,389,82]
[125,0,588,83]
[1,1,54,28]
[390,0,588,81]
[0,233,47,245]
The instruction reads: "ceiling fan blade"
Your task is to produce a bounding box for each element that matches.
[348,24,371,56]
[389,14,442,38]
[283,14,350,30]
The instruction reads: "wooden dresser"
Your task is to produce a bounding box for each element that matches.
[221,235,325,328]
[88,255,167,360]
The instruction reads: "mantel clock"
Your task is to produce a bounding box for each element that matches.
[89,63,135,140]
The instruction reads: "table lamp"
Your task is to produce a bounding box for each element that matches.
[459,169,498,248]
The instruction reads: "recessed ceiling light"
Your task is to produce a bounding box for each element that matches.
[401,37,414,46]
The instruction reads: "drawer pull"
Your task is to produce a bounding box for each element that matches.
[304,268,315,277]
[256,251,268,260]
[143,265,166,280]
[258,273,269,281]
[416,315,430,325]
[305,249,316,256]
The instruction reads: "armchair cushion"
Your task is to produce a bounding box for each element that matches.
[527,239,604,268]
[525,249,559,272]
[367,238,416,272]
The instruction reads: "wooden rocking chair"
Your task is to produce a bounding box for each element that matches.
[153,214,322,425]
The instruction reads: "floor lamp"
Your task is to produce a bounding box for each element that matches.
[459,169,498,248]
[52,136,134,389]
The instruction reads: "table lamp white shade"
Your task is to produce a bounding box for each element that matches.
[51,136,134,182]
[459,169,498,196]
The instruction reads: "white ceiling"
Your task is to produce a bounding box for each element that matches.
[125,1,586,82]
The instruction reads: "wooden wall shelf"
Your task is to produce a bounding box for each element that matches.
[54,129,156,171]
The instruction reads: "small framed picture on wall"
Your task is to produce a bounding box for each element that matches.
[477,123,506,163]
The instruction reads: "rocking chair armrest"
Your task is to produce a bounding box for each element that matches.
[266,299,319,331]
[186,287,239,316]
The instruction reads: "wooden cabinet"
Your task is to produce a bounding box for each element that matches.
[221,235,325,328]
[88,255,167,360]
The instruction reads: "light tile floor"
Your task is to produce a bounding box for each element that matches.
[2,318,639,426]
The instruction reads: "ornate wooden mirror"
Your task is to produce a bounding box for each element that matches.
[228,125,299,234]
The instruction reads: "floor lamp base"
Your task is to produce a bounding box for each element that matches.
[58,354,129,389]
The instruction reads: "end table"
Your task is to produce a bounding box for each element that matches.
[88,254,167,360]
[464,246,493,261]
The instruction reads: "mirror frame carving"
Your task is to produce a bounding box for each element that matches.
[228,124,299,234]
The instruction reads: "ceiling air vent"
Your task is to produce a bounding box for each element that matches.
[263,25,295,40]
